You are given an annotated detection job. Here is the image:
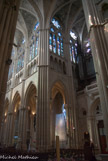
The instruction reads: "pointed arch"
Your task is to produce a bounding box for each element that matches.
[50,80,68,104]
[12,91,21,112]
[4,98,9,115]
[24,82,37,112]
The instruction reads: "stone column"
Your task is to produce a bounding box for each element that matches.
[87,116,100,150]
[8,113,14,146]
[36,28,50,152]
[5,112,13,146]
[82,0,108,150]
[63,30,78,148]
[16,44,29,149]
[17,107,24,149]
[0,0,20,135]
[22,108,28,150]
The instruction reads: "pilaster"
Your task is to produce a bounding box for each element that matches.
[36,28,50,152]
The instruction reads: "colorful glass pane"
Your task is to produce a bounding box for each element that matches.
[70,31,77,40]
[35,37,38,56]
[51,28,54,32]
[22,39,25,44]
[58,32,61,37]
[34,22,39,31]
[53,34,56,53]
[49,34,52,51]
[61,38,63,56]
[52,18,60,29]
[57,36,60,55]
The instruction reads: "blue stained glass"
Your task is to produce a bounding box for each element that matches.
[34,22,39,31]
[53,34,56,53]
[22,39,25,44]
[51,28,54,32]
[8,65,13,79]
[57,36,60,55]
[70,40,72,43]
[49,34,52,51]
[52,18,60,29]
[35,37,38,56]
[58,32,61,37]
[75,47,77,55]
[61,38,63,56]
[70,31,77,40]
[32,42,34,59]
[87,48,91,53]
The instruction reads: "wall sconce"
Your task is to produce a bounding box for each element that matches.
[6,58,12,65]
[73,127,75,130]
[32,112,35,115]
[4,113,7,116]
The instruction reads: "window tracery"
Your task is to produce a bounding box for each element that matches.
[29,22,39,61]
[49,18,64,57]
[16,50,24,73]
[70,32,78,63]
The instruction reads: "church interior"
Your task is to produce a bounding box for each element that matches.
[0,0,108,160]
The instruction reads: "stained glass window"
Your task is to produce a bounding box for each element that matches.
[50,18,64,57]
[57,36,60,55]
[49,33,52,51]
[16,52,25,72]
[70,47,72,61]
[29,42,35,60]
[32,42,35,59]
[51,28,54,32]
[52,18,60,29]
[53,34,56,53]
[8,65,14,79]
[22,38,25,44]
[87,48,91,53]
[61,38,63,56]
[35,37,38,56]
[58,32,61,37]
[72,47,75,63]
[70,31,77,40]
[34,22,39,31]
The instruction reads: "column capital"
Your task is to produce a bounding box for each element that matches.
[89,22,108,34]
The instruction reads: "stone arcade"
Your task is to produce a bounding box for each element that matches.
[0,0,108,154]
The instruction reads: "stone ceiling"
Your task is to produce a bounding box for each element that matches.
[15,0,102,45]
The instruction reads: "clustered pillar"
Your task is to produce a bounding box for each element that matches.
[82,0,108,150]
[36,29,50,151]
[0,0,20,137]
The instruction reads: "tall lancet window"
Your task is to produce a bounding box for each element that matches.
[35,37,38,56]
[16,49,25,73]
[49,18,64,57]
[70,31,78,63]
[49,33,53,51]
[53,34,56,53]
[57,36,60,56]
[29,22,39,61]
